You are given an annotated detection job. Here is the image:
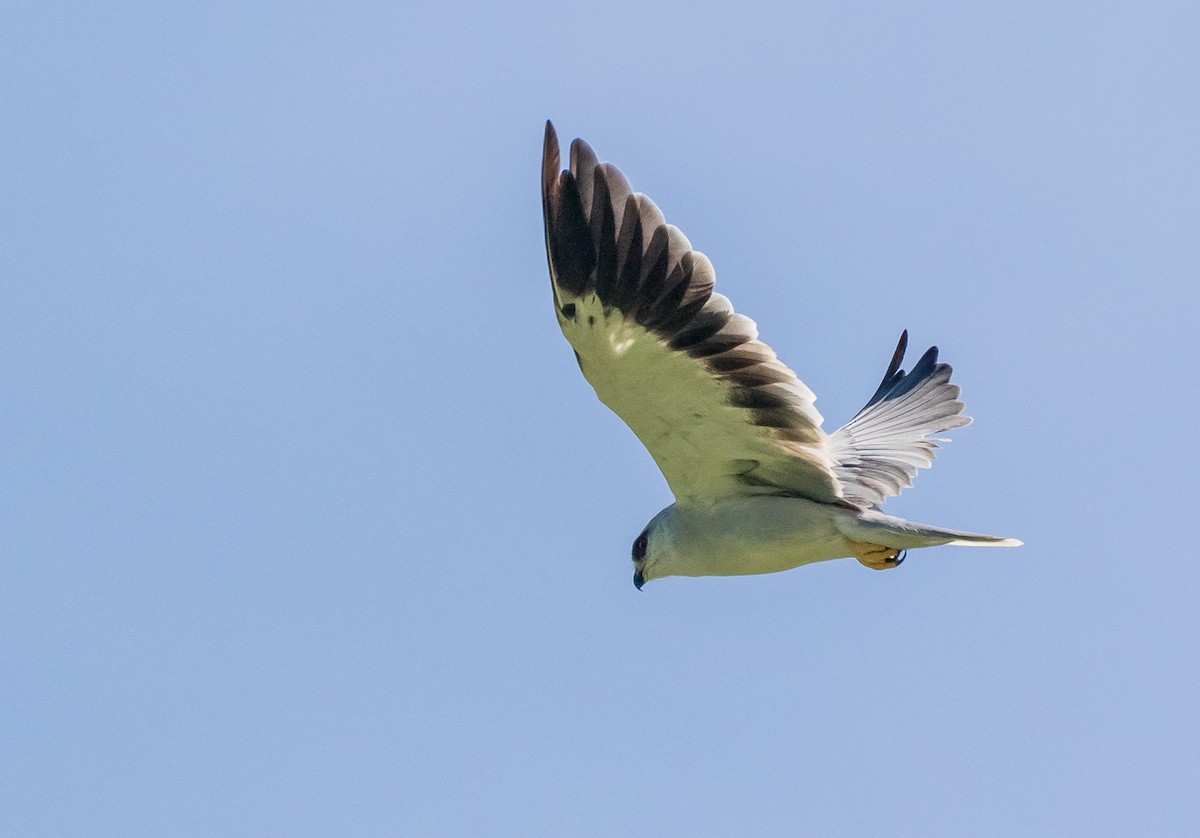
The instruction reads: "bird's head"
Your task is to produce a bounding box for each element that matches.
[631,526,651,589]
[631,507,679,589]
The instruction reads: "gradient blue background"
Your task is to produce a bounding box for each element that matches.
[4,2,1198,835]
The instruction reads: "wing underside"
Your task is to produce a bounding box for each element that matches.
[541,121,971,508]
[541,121,843,504]
[829,331,971,507]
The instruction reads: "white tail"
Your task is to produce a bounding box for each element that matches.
[837,508,1022,551]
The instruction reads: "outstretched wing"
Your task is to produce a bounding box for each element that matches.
[828,331,972,508]
[541,121,844,505]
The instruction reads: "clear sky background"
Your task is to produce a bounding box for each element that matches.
[3,2,1198,836]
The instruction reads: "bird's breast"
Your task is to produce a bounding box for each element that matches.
[668,496,854,577]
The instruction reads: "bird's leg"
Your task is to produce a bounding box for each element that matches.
[851,541,906,571]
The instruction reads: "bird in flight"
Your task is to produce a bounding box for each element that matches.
[540,121,1020,589]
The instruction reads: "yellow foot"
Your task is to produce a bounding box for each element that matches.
[852,542,907,571]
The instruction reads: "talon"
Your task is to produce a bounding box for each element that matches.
[852,542,905,571]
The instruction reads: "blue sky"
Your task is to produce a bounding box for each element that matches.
[3,2,1198,835]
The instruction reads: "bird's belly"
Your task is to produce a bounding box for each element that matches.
[675,496,854,577]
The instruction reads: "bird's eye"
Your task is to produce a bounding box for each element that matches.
[632,530,649,561]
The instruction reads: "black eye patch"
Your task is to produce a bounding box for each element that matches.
[632,530,649,560]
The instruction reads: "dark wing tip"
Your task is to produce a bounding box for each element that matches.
[569,137,598,171]
[861,330,909,411]
[858,333,950,413]
[542,121,561,205]
[569,138,599,211]
[542,121,596,296]
[890,330,909,377]
[910,345,940,380]
[542,124,718,332]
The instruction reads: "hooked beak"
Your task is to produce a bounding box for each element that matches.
[633,569,645,590]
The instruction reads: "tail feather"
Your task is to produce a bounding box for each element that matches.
[830,331,970,508]
[837,508,1023,551]
[944,535,1024,548]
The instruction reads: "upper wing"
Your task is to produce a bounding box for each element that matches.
[541,122,844,505]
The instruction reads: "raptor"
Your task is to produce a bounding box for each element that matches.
[541,122,1020,588]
